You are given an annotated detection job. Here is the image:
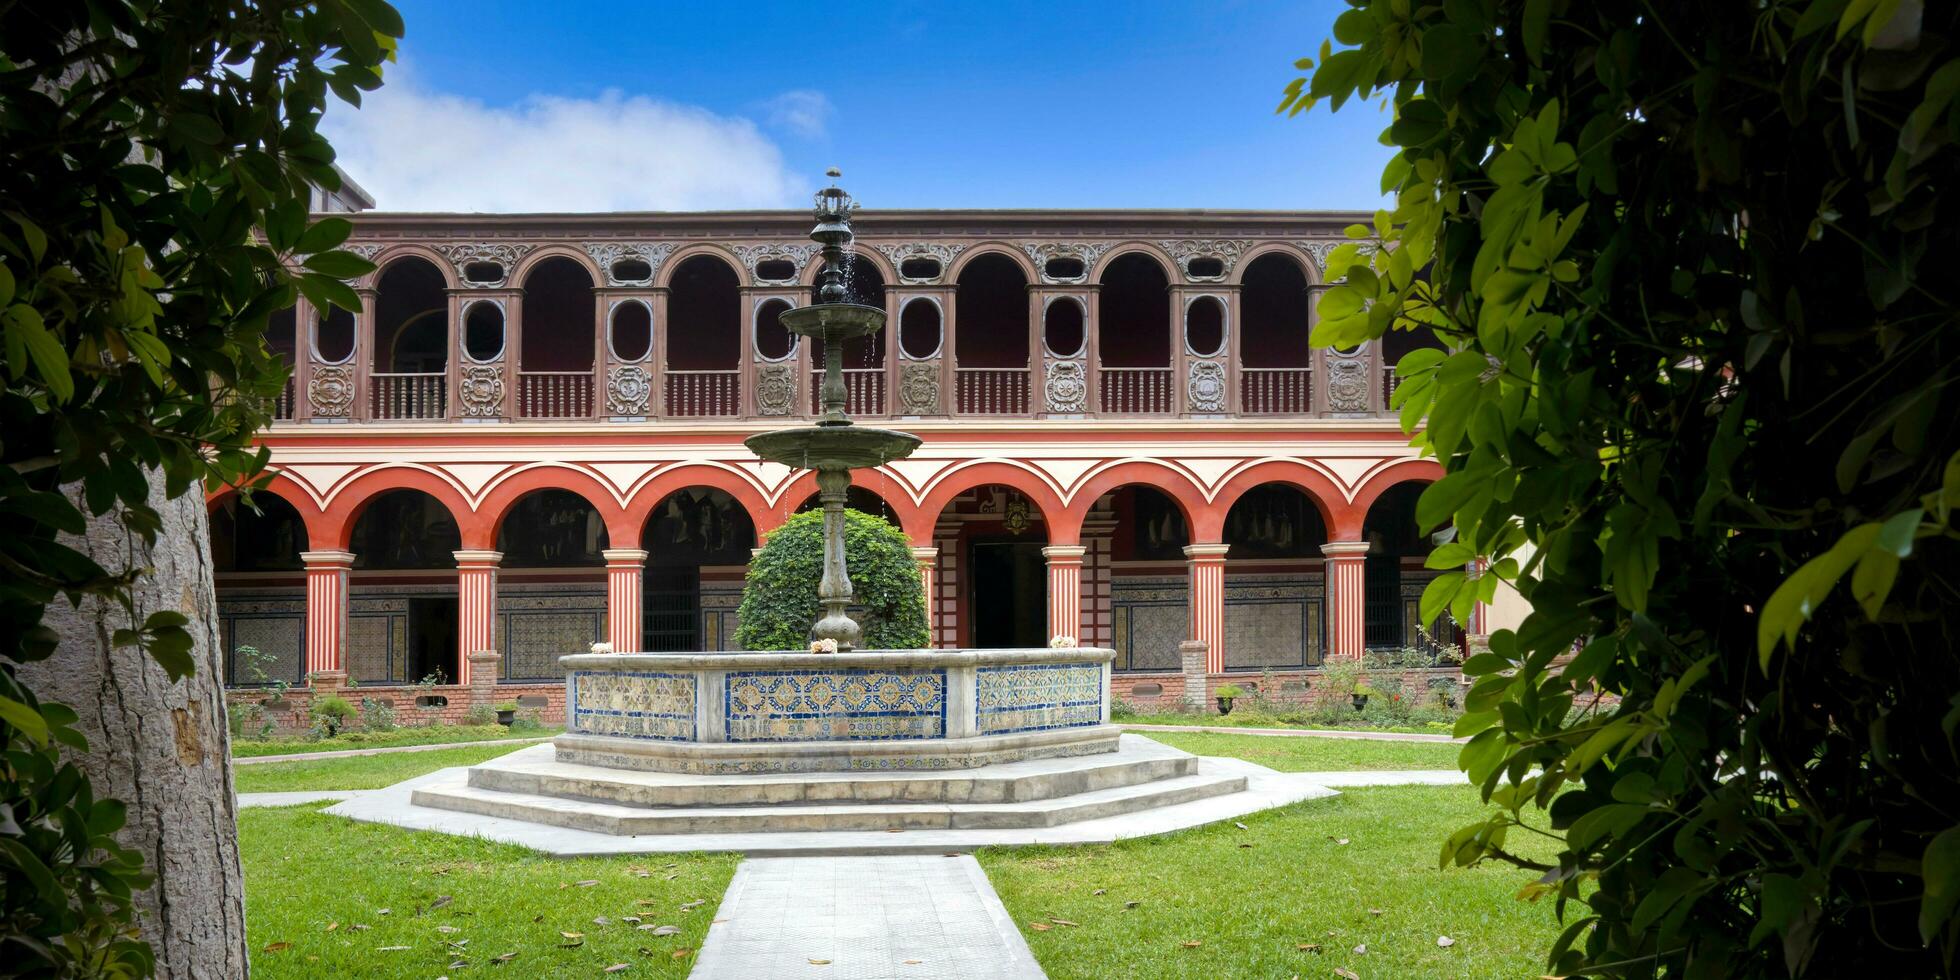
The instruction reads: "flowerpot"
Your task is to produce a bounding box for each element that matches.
[496,709,516,726]
[1216,697,1235,716]
[1351,694,1370,712]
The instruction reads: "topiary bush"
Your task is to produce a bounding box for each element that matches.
[736,509,928,651]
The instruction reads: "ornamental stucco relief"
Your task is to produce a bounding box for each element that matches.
[1325,348,1372,414]
[754,363,797,416]
[584,242,674,286]
[1300,240,1344,275]
[1187,359,1227,413]
[873,243,967,283]
[1159,239,1249,280]
[344,243,384,260]
[458,364,505,418]
[606,364,652,416]
[308,364,354,418]
[731,243,820,283]
[1044,360,1088,414]
[438,242,536,288]
[1023,242,1111,283]
[898,362,940,414]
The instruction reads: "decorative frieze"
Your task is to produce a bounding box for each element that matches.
[1043,360,1087,414]
[584,242,675,286]
[458,364,505,418]
[898,362,939,414]
[731,243,820,284]
[1023,242,1111,284]
[438,242,536,288]
[873,242,967,283]
[606,364,652,416]
[344,243,385,261]
[1160,239,1249,280]
[754,363,796,416]
[1186,359,1227,413]
[307,363,354,418]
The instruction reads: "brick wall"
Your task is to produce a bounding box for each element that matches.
[1112,666,1469,713]
[225,681,565,733]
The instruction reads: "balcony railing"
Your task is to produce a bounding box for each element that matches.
[956,368,1030,414]
[518,371,594,419]
[1382,365,1403,407]
[1098,367,1172,414]
[273,378,295,421]
[666,369,740,417]
[1241,367,1312,414]
[370,372,446,420]
[809,368,885,416]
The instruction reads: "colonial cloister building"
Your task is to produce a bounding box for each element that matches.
[212,195,1458,708]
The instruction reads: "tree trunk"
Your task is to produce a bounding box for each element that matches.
[18,480,249,978]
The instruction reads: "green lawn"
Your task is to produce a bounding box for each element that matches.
[1118,708,1455,735]
[232,724,559,757]
[240,804,737,978]
[1142,730,1463,771]
[234,743,533,794]
[980,784,1563,979]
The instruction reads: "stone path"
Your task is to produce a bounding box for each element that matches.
[689,854,1045,980]
[231,735,552,765]
[1120,722,1462,742]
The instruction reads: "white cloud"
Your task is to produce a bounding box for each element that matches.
[762,89,833,139]
[320,75,806,212]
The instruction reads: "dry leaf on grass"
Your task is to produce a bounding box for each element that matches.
[640,925,681,936]
[262,942,291,953]
[904,960,922,965]
[348,924,370,932]
[1368,908,1382,916]
[436,925,460,934]
[1437,935,1456,947]
[1296,943,1322,953]
[1124,901,1141,909]
[671,949,692,959]
[431,895,453,909]
[1353,943,1367,954]
[1181,940,1204,948]
[1092,888,1107,896]
[604,966,629,974]
[574,879,599,888]
[808,958,831,965]
[593,916,612,927]
[1234,821,1249,830]
[1051,918,1079,927]
[680,899,707,912]
[1029,922,1052,931]
[494,952,517,963]
[324,922,337,932]
[376,945,411,952]
[1335,969,1361,980]
[376,908,391,916]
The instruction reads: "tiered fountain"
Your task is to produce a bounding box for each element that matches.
[392,175,1260,846]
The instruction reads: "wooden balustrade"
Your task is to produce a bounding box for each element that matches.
[369,372,446,420]
[518,371,594,419]
[1241,367,1313,414]
[272,377,295,421]
[955,368,1030,414]
[1097,367,1172,414]
[808,368,885,416]
[665,369,740,417]
[1382,364,1403,406]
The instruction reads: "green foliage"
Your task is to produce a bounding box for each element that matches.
[1288,1,1960,975]
[356,696,395,733]
[309,695,354,737]
[1317,658,1366,698]
[492,700,520,713]
[735,509,928,651]
[0,3,400,968]
[460,704,497,727]
[1213,684,1246,700]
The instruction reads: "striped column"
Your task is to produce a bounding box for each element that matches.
[1322,540,1371,660]
[1183,543,1230,672]
[912,547,939,617]
[1041,545,1087,642]
[603,549,649,652]
[452,550,502,684]
[300,550,355,675]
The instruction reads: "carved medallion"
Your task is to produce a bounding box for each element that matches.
[873,242,967,283]
[1044,360,1088,414]
[1159,239,1249,280]
[606,364,652,416]
[458,364,505,418]
[731,243,820,283]
[308,363,354,418]
[754,363,796,416]
[1187,359,1227,413]
[584,242,674,286]
[438,242,536,288]
[1326,348,1372,414]
[898,362,939,414]
[1023,242,1111,284]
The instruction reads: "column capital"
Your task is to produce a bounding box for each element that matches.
[1320,540,1372,558]
[452,549,504,567]
[911,546,940,561]
[602,548,650,564]
[1041,544,1088,562]
[1182,543,1231,561]
[300,549,356,567]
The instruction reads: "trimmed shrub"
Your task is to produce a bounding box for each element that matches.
[736,509,928,651]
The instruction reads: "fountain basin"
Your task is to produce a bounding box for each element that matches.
[558,648,1116,774]
[744,425,921,471]
[777,301,884,341]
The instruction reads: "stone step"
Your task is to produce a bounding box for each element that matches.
[464,740,1199,808]
[410,770,1248,836]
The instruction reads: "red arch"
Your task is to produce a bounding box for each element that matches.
[623,466,776,547]
[1206,460,1353,541]
[775,467,926,540]
[1349,459,1445,527]
[910,462,1069,546]
[319,465,480,551]
[1061,460,1208,546]
[207,474,332,553]
[476,466,634,553]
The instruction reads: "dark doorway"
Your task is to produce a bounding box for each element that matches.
[969,540,1046,648]
[407,597,457,683]
[643,567,700,652]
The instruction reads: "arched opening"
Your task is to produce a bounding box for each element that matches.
[809,255,888,415]
[1240,253,1313,414]
[930,484,1048,648]
[1361,482,1458,655]
[519,257,597,418]
[754,298,796,361]
[370,258,448,419]
[954,253,1030,413]
[1186,295,1226,358]
[1097,253,1172,413]
[1081,486,1189,670]
[267,307,297,419]
[641,487,756,650]
[496,489,610,681]
[609,301,653,363]
[212,491,308,686]
[1042,298,1085,358]
[1223,484,1330,668]
[899,299,942,359]
[795,485,900,527]
[666,255,741,416]
[347,489,462,684]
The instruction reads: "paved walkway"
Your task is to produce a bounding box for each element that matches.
[1121,722,1462,742]
[231,735,552,765]
[690,854,1045,979]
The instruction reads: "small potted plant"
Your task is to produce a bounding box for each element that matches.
[494,700,520,727]
[311,695,355,737]
[1213,683,1245,715]
[1351,682,1375,712]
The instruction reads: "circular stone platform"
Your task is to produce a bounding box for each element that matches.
[556,648,1116,774]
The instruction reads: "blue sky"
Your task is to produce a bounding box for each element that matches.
[327,0,1392,212]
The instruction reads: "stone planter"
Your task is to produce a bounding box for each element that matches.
[1215,696,1235,715]
[1351,693,1370,712]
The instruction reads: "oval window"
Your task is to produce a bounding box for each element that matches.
[611,259,652,284]
[755,259,796,282]
[1186,296,1226,357]
[1044,299,1085,357]
[610,301,652,362]
[463,302,505,362]
[463,261,504,284]
[898,300,941,359]
[899,257,941,281]
[1186,257,1226,279]
[1044,257,1085,281]
[754,299,795,361]
[316,305,356,363]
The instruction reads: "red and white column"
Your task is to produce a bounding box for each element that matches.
[604,548,648,652]
[1183,543,1230,672]
[1322,540,1370,660]
[453,550,502,684]
[1042,545,1087,642]
[301,550,354,676]
[912,546,939,615]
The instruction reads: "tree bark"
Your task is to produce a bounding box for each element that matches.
[18,480,249,978]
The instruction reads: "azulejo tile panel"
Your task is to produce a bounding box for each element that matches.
[723,669,946,742]
[568,670,696,741]
[976,661,1104,735]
